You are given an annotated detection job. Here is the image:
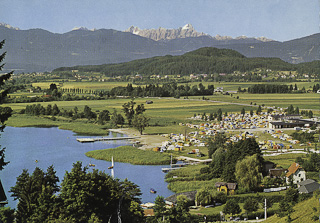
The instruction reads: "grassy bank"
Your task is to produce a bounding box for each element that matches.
[264,196,318,223]
[6,114,110,135]
[85,146,173,165]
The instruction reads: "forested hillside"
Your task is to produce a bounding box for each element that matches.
[54,47,298,76]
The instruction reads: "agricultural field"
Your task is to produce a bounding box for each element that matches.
[32,81,137,91]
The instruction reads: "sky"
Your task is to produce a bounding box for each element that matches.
[0,0,319,42]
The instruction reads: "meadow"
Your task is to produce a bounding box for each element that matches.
[85,145,172,165]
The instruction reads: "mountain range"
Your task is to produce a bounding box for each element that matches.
[0,23,319,73]
[125,24,273,42]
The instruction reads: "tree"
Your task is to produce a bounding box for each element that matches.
[0,207,14,223]
[235,154,261,191]
[111,109,125,127]
[122,99,136,126]
[49,83,57,92]
[0,40,13,171]
[256,105,262,114]
[132,114,149,135]
[241,108,245,116]
[10,166,59,222]
[97,110,110,125]
[217,108,223,121]
[243,197,259,215]
[286,105,294,115]
[285,187,299,204]
[84,105,96,120]
[154,196,167,219]
[170,195,191,223]
[223,199,241,217]
[196,188,214,206]
[277,199,294,218]
[135,104,145,115]
[207,133,226,158]
[52,104,60,116]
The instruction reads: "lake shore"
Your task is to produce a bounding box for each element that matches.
[109,128,167,150]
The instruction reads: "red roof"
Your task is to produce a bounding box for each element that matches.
[286,162,302,177]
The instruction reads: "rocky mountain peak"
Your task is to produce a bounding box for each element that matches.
[0,22,20,30]
[125,24,208,41]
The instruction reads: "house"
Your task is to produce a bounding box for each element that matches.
[0,180,7,207]
[286,162,306,184]
[298,179,320,194]
[215,182,237,195]
[214,87,223,93]
[263,161,275,176]
[269,168,286,178]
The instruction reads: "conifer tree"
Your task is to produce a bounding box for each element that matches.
[0,40,13,170]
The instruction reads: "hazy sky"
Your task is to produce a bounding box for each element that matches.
[0,0,319,41]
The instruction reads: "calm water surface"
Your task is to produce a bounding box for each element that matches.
[0,127,174,208]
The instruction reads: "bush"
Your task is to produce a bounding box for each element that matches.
[200,166,210,174]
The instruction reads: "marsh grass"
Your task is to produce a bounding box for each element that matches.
[86,146,172,165]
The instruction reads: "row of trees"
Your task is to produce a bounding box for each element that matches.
[8,162,144,222]
[312,83,320,92]
[110,83,214,98]
[247,84,296,94]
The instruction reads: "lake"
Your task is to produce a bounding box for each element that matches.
[0,126,174,208]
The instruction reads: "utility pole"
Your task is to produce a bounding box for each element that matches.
[265,198,267,220]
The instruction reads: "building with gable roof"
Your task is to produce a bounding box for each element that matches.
[286,162,306,184]
[215,182,237,195]
[298,179,320,194]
